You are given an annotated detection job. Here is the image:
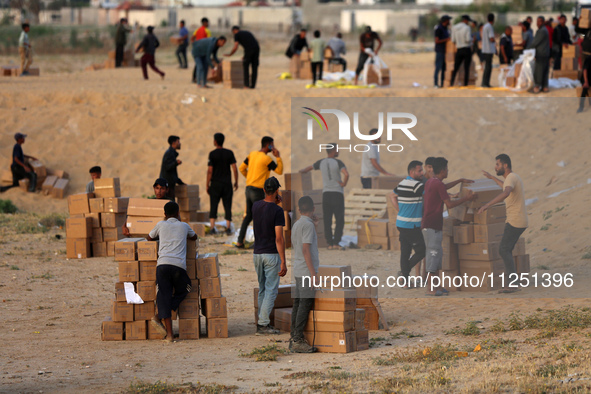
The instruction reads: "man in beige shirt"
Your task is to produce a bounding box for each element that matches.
[478,154,528,293]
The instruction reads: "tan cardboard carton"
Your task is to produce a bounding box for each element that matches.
[118,261,140,282]
[178,298,200,319]
[274,307,292,332]
[92,242,107,257]
[355,308,366,331]
[85,213,101,228]
[66,217,93,238]
[177,197,200,211]
[358,235,390,250]
[112,301,134,322]
[68,193,94,215]
[353,275,379,299]
[356,330,369,351]
[134,302,155,321]
[206,317,228,338]
[52,178,69,198]
[89,198,104,213]
[200,277,222,299]
[453,224,474,244]
[115,238,144,261]
[356,218,389,237]
[356,304,379,330]
[179,318,200,340]
[279,190,293,211]
[304,310,355,332]
[103,227,125,242]
[104,197,129,213]
[188,222,206,237]
[107,241,116,257]
[473,204,506,224]
[93,178,121,198]
[285,172,313,191]
[127,198,167,217]
[460,179,502,209]
[147,322,166,340]
[313,289,357,311]
[137,241,158,261]
[125,216,161,235]
[101,212,126,228]
[303,331,356,353]
[317,265,352,289]
[187,239,198,259]
[443,217,461,236]
[101,317,124,341]
[175,184,199,198]
[41,175,58,195]
[473,222,506,243]
[125,320,147,340]
[180,211,198,222]
[458,242,501,261]
[185,279,199,299]
[66,238,91,259]
[186,259,196,279]
[253,284,295,308]
[137,281,156,301]
[139,261,157,281]
[197,253,220,279]
[202,297,227,318]
[115,282,127,302]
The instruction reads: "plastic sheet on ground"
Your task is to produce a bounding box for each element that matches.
[322,70,356,82]
[361,50,391,87]
[339,235,358,248]
[548,78,581,90]
[229,225,254,244]
[498,49,535,91]
[306,80,375,89]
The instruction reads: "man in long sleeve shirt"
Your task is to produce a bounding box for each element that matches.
[450,15,474,87]
[235,136,283,248]
[553,14,573,70]
[528,16,550,93]
[192,36,226,88]
[115,18,131,68]
[136,26,165,80]
[160,135,185,200]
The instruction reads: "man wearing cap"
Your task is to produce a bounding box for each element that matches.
[434,15,451,88]
[122,178,169,236]
[252,176,287,335]
[147,201,198,342]
[11,133,37,192]
[160,135,185,201]
[451,15,474,87]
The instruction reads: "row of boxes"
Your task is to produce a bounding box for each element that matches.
[223,60,244,89]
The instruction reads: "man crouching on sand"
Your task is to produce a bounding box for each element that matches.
[147,201,197,342]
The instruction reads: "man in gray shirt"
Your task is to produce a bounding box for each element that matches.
[300,144,350,249]
[147,201,198,342]
[481,13,496,88]
[289,196,319,353]
[327,32,347,71]
[528,16,550,93]
[86,166,101,193]
[360,128,393,189]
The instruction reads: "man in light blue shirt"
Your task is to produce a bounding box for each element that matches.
[327,32,347,70]
[176,20,189,69]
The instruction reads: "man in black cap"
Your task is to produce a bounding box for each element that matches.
[252,176,287,335]
[122,178,169,236]
[160,135,185,200]
[434,15,451,88]
[10,133,37,192]
[450,15,474,87]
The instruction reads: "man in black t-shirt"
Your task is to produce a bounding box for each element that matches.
[207,133,238,235]
[225,26,260,89]
[434,15,451,88]
[354,26,382,85]
[252,177,287,335]
[499,26,514,65]
[10,132,37,192]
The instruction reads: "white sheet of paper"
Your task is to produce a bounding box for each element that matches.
[124,282,144,304]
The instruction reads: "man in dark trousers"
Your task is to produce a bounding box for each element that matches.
[207,133,238,235]
[499,26,514,65]
[115,18,130,68]
[299,143,349,249]
[225,26,260,89]
[354,26,382,85]
[176,20,189,69]
[148,201,198,342]
[434,15,451,88]
[10,132,37,192]
[136,26,165,80]
[577,52,591,113]
[553,14,572,70]
[160,135,185,200]
[528,16,550,93]
[451,15,474,87]
[252,177,287,335]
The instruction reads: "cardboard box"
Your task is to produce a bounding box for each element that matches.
[137,281,156,301]
[118,261,140,282]
[285,172,313,191]
[68,193,93,215]
[356,330,369,351]
[304,310,355,332]
[41,175,58,195]
[175,184,200,198]
[187,239,198,259]
[317,265,352,289]
[177,197,200,211]
[29,159,46,178]
[66,217,93,238]
[107,241,116,257]
[446,40,457,53]
[369,176,405,190]
[201,277,222,299]
[137,241,158,261]
[112,301,134,322]
[303,331,356,353]
[93,178,121,198]
[104,197,129,213]
[92,242,107,257]
[127,198,167,217]
[85,213,101,228]
[356,304,379,330]
[89,198,104,213]
[553,70,579,79]
[443,218,461,236]
[115,282,127,302]
[473,204,506,224]
[66,238,91,259]
[356,219,389,237]
[101,318,124,341]
[473,222,505,243]
[207,317,229,338]
[458,242,501,261]
[561,57,578,71]
[125,216,161,235]
[253,284,295,308]
[196,253,220,279]
[188,222,206,237]
[52,178,69,198]
[353,275,379,299]
[358,235,389,250]
[115,238,144,261]
[186,259,196,279]
[460,179,502,209]
[139,261,157,281]
[134,302,155,321]
[101,213,126,228]
[202,297,227,318]
[180,211,198,222]
[103,227,125,242]
[515,254,530,274]
[192,212,209,222]
[279,190,293,211]
[355,308,366,331]
[366,67,390,86]
[178,297,200,319]
[314,289,357,311]
[125,320,147,340]
[448,204,473,222]
[179,318,200,340]
[274,307,292,332]
[147,321,167,340]
[49,169,69,179]
[453,224,473,244]
[442,236,459,271]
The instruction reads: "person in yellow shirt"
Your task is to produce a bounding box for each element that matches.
[235,136,283,248]
[191,17,211,83]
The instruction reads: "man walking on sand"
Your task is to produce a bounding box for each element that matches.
[160,136,185,200]
[136,26,165,80]
[235,136,283,248]
[477,154,528,293]
[176,20,189,69]
[422,157,475,296]
[360,129,394,189]
[434,15,451,88]
[299,143,349,249]
[148,201,198,342]
[252,177,287,335]
[225,26,260,89]
[86,166,101,193]
[207,133,238,236]
[18,23,33,76]
[289,196,319,353]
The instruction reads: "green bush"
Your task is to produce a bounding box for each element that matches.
[0,199,18,214]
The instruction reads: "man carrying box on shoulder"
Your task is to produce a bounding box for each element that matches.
[289,196,319,353]
[147,201,198,342]
[477,154,528,294]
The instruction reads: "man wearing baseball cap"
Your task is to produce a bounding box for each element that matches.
[450,15,475,87]
[122,178,169,236]
[252,176,287,335]
[11,133,37,192]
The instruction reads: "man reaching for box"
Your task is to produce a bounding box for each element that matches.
[147,201,197,342]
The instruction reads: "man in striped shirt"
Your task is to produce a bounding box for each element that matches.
[390,160,426,286]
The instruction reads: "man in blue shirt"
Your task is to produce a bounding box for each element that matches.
[391,160,426,286]
[434,15,451,88]
[10,132,37,192]
[176,20,189,69]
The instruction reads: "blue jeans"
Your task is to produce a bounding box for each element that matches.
[254,253,281,327]
[194,55,208,86]
[434,51,446,87]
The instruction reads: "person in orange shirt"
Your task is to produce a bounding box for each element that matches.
[235,136,283,248]
[191,18,211,83]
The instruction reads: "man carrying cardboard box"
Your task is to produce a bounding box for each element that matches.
[354,26,382,86]
[122,178,169,236]
[422,157,475,296]
[86,166,101,193]
[477,154,528,294]
[252,177,287,335]
[147,201,198,342]
[207,133,238,235]
[10,133,37,192]
[160,135,185,200]
[360,129,394,189]
[289,196,319,353]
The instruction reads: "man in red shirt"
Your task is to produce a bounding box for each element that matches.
[422,157,475,296]
[191,18,211,83]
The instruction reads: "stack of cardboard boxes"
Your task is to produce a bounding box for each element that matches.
[12,159,68,197]
[354,274,381,331]
[254,284,295,328]
[222,60,244,89]
[175,184,201,223]
[554,44,580,80]
[66,193,93,259]
[290,52,312,80]
[176,239,202,340]
[92,195,129,258]
[196,253,228,338]
[41,169,70,198]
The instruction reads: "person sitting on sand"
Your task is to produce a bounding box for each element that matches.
[122,178,169,237]
[192,36,226,89]
[136,26,165,81]
[11,132,37,192]
[147,201,198,342]
[86,166,101,193]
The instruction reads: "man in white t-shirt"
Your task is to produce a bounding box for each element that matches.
[147,201,198,342]
[360,128,393,189]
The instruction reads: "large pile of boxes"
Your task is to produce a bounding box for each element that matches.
[196,253,228,338]
[5,159,70,198]
[125,197,167,237]
[223,60,244,89]
[289,51,312,80]
[445,40,477,87]
[175,184,201,222]
[447,179,529,292]
[554,44,580,80]
[354,188,400,251]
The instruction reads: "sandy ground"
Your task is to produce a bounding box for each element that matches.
[1,49,591,393]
